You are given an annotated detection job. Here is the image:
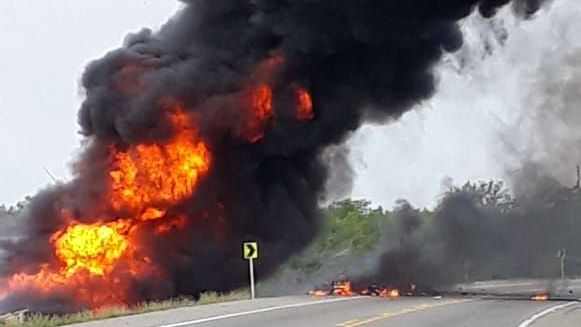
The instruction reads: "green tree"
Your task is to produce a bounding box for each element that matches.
[446,180,515,213]
[0,195,32,215]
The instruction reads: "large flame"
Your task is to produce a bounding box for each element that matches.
[52,221,130,277]
[0,55,316,309]
[109,107,210,220]
[0,105,211,308]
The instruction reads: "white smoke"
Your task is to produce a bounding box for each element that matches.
[350,0,581,208]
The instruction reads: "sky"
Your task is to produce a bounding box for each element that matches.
[0,1,180,204]
[349,0,581,208]
[0,0,578,208]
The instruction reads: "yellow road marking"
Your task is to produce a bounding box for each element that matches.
[337,319,360,326]
[336,299,472,327]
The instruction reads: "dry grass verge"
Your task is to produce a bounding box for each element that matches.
[5,291,249,327]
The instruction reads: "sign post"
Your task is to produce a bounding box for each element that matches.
[243,242,259,299]
[558,248,567,280]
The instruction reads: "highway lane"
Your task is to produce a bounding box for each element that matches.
[330,299,578,327]
[450,278,581,298]
[530,301,581,327]
[67,296,580,327]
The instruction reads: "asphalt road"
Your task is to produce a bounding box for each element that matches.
[450,278,581,298]
[68,295,581,327]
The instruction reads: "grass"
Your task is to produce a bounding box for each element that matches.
[6,291,249,327]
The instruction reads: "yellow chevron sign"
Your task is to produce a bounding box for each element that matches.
[243,242,258,260]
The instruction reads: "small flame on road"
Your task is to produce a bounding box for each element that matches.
[308,290,329,297]
[309,280,407,299]
[531,294,549,301]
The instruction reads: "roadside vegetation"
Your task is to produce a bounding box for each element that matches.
[260,178,581,293]
[0,196,31,216]
[3,291,248,327]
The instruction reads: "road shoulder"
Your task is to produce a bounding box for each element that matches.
[64,296,363,327]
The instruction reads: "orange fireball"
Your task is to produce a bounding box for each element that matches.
[52,221,130,277]
[109,109,211,219]
[0,105,212,309]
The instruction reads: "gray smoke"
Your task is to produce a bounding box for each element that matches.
[355,178,581,292]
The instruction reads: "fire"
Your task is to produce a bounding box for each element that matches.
[382,289,400,298]
[309,281,409,299]
[0,105,212,309]
[309,280,356,297]
[531,294,549,301]
[360,286,401,298]
[52,221,130,277]
[244,83,315,142]
[1,52,317,309]
[332,280,356,296]
[155,215,188,235]
[296,87,314,121]
[246,83,274,142]
[252,84,274,120]
[109,108,211,219]
[308,289,329,297]
[241,55,314,143]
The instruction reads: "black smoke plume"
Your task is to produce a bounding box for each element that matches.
[1,0,548,313]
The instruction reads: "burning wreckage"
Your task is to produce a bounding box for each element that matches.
[0,0,549,314]
[308,280,411,298]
